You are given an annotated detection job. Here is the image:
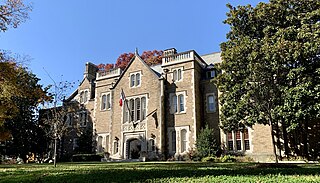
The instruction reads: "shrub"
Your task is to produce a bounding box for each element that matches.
[72,154,103,162]
[195,125,219,158]
[201,156,219,162]
[221,155,236,163]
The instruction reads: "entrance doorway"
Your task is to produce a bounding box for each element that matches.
[127,138,141,159]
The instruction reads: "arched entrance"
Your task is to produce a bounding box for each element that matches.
[126,138,141,159]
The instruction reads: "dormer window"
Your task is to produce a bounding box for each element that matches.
[207,70,216,79]
[130,71,141,88]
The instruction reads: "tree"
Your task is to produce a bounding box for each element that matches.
[217,0,320,161]
[0,0,32,32]
[2,66,50,161]
[41,81,76,167]
[98,50,163,71]
[195,125,219,158]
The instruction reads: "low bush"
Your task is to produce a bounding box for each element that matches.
[72,154,103,162]
[201,156,219,162]
[220,155,236,162]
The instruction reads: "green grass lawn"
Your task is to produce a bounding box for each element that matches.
[0,162,319,183]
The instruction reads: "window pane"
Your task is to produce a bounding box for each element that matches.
[130,75,135,87]
[172,131,176,152]
[123,100,129,123]
[141,97,146,120]
[245,140,250,150]
[135,98,140,121]
[244,128,249,139]
[208,95,215,112]
[80,92,83,103]
[181,129,187,152]
[107,94,110,109]
[172,95,177,113]
[173,70,177,81]
[228,141,233,151]
[84,91,88,102]
[227,132,233,140]
[236,131,241,139]
[136,73,140,86]
[101,95,106,110]
[130,99,134,121]
[236,140,242,150]
[179,94,184,112]
[178,69,182,80]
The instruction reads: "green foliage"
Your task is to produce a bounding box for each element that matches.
[221,155,237,163]
[217,0,320,158]
[195,125,219,158]
[201,156,218,162]
[75,128,93,154]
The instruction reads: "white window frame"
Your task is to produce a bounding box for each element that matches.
[123,95,147,123]
[206,93,216,113]
[73,138,79,150]
[129,71,142,88]
[170,92,186,114]
[79,89,89,104]
[226,127,251,152]
[101,92,111,111]
[168,126,189,154]
[172,67,183,82]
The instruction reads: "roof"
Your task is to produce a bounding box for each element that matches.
[201,52,222,65]
[150,64,162,77]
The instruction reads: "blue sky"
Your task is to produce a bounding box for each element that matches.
[0,0,266,92]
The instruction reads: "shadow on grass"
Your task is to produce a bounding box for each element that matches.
[33,162,320,183]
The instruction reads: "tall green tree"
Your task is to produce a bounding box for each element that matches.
[217,0,320,161]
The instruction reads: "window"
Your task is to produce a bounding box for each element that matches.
[171,93,185,114]
[141,97,146,120]
[66,114,73,127]
[105,135,109,152]
[79,111,87,127]
[106,94,111,109]
[181,129,187,152]
[97,136,103,153]
[130,72,141,87]
[207,70,216,79]
[236,131,241,150]
[172,68,183,82]
[136,73,140,86]
[207,94,216,112]
[172,131,176,152]
[227,132,234,150]
[172,95,177,113]
[178,94,184,112]
[135,98,140,121]
[101,95,107,110]
[130,99,134,122]
[178,69,182,80]
[80,92,84,103]
[173,70,177,81]
[84,91,88,103]
[123,96,147,123]
[244,128,250,150]
[227,128,251,151]
[113,141,119,154]
[149,139,155,151]
[130,74,135,87]
[80,90,89,103]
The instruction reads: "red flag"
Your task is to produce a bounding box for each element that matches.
[119,89,126,106]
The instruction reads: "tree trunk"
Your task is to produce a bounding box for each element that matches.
[270,120,278,163]
[282,121,290,159]
[276,120,282,161]
[303,120,309,160]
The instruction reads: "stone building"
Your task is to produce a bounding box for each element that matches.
[64,48,274,161]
